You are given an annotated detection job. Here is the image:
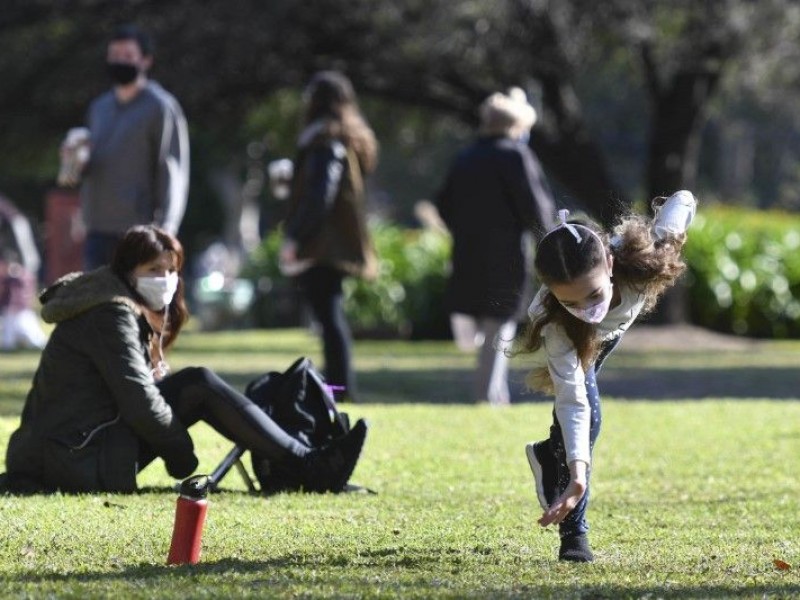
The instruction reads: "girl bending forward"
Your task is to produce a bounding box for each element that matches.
[519,190,697,561]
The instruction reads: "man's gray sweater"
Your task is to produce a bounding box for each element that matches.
[81,81,189,235]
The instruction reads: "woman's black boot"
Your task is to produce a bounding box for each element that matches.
[300,419,368,493]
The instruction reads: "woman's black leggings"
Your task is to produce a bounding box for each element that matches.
[139,367,310,469]
[298,265,355,397]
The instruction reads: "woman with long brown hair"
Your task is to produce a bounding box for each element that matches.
[518,191,697,562]
[2,225,366,494]
[279,70,378,403]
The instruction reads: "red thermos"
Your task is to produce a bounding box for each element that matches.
[166,475,210,565]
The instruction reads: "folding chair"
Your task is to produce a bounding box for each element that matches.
[206,443,375,495]
[208,445,257,492]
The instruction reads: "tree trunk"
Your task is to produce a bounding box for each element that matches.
[646,76,710,325]
[646,71,720,199]
[641,42,726,324]
[531,75,628,228]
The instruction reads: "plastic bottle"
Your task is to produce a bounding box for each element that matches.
[166,474,210,565]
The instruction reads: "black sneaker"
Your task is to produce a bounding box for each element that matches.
[559,533,594,562]
[525,440,557,511]
[301,419,368,493]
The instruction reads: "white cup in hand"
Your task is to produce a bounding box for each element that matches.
[58,127,91,187]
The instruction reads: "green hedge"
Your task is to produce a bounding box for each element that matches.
[684,205,800,338]
[243,223,452,339]
[245,206,800,340]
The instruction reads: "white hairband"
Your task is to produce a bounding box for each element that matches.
[541,209,605,247]
[556,209,582,243]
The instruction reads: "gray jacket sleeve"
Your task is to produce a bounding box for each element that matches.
[153,97,190,235]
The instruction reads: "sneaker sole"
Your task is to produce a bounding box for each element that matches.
[525,442,550,511]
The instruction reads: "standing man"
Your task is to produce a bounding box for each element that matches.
[65,24,189,270]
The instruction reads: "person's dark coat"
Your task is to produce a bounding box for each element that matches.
[2,267,195,493]
[436,135,556,319]
[284,119,377,280]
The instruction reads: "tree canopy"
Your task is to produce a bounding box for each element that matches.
[2,0,799,225]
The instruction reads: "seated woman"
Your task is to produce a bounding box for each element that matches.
[1,225,366,494]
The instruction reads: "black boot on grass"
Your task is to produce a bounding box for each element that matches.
[559,534,594,562]
[300,418,367,493]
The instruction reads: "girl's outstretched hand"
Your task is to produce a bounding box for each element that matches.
[538,460,588,527]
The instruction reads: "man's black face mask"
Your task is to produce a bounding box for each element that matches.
[106,62,139,85]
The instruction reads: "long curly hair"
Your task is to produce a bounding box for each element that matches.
[303,70,379,173]
[111,225,188,349]
[516,211,687,392]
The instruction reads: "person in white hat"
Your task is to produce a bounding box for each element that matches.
[436,87,555,406]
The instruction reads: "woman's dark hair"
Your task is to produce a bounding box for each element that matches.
[111,225,188,349]
[516,213,687,392]
[303,70,378,173]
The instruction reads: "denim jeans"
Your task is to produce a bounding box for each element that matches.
[547,335,622,538]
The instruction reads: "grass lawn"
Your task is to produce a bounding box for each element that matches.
[0,327,798,599]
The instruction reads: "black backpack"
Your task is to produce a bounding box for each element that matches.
[245,357,351,493]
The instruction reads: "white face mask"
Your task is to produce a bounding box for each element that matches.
[135,272,179,310]
[561,279,613,324]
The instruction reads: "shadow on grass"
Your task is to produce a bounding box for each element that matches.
[1,364,796,419]
[355,365,799,404]
[3,555,798,599]
[354,368,549,405]
[0,484,180,497]
[599,366,800,400]
[165,365,800,405]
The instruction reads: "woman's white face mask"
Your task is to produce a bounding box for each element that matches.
[135,272,179,311]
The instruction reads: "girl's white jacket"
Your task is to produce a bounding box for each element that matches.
[527,284,646,465]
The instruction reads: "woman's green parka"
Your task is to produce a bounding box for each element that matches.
[3,267,195,492]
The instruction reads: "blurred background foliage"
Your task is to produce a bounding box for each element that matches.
[243,224,452,339]
[241,206,800,340]
[684,206,800,338]
[2,0,800,336]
